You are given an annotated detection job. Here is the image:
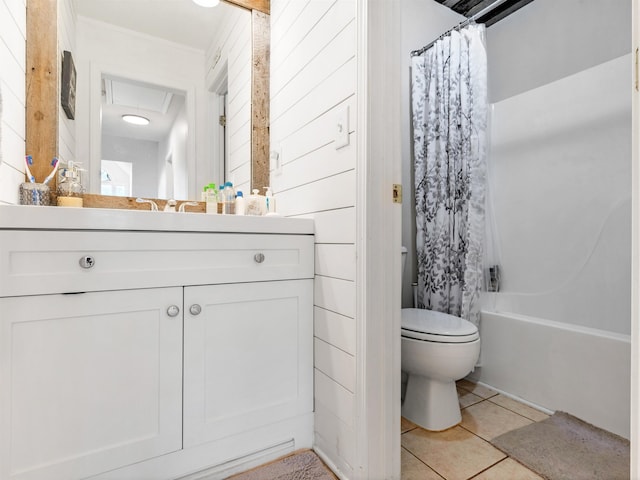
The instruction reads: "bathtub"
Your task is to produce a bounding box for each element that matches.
[467,310,631,439]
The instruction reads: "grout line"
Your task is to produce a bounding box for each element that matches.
[467,457,509,479]
[485,396,550,423]
[400,384,546,480]
[483,397,542,425]
[401,447,445,480]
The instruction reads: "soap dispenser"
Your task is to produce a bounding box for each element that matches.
[57,161,84,207]
[246,189,265,216]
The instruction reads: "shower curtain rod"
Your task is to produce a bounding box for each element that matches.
[410,0,509,57]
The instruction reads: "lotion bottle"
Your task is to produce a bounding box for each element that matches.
[205,184,218,214]
[235,191,246,215]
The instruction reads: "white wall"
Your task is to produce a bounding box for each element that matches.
[158,101,188,200]
[102,135,159,199]
[487,0,630,103]
[400,0,465,308]
[205,6,251,194]
[483,0,632,335]
[486,55,631,334]
[0,0,27,205]
[74,17,206,199]
[58,0,76,165]
[270,0,357,476]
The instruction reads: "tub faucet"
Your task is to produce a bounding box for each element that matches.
[135,197,159,211]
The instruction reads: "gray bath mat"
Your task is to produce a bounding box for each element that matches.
[227,450,337,480]
[491,411,629,480]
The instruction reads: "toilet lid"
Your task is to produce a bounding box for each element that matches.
[401,308,479,343]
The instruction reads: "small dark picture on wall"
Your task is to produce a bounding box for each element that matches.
[61,50,76,120]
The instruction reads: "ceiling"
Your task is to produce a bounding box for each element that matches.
[101,77,185,142]
[433,0,535,27]
[73,0,236,50]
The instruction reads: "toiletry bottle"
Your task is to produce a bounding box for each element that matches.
[217,184,225,214]
[201,185,208,202]
[57,161,84,207]
[235,191,246,215]
[206,184,218,214]
[223,182,235,214]
[246,189,265,216]
[264,186,276,215]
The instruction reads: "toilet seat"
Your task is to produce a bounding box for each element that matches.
[401,308,479,343]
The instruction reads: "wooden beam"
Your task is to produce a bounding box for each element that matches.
[82,194,205,212]
[26,0,59,187]
[251,9,270,193]
[223,0,269,15]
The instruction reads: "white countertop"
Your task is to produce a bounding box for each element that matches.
[0,205,314,235]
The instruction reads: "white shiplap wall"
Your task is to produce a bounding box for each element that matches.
[270,0,357,477]
[205,6,251,194]
[0,0,26,204]
[58,0,76,165]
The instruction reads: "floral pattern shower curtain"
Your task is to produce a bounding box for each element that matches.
[411,24,488,326]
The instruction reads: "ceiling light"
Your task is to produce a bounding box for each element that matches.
[192,0,219,7]
[122,114,150,126]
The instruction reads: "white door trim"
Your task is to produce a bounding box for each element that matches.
[355,0,402,478]
[631,0,639,476]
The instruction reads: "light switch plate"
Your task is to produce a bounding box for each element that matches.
[334,105,349,149]
[271,146,282,176]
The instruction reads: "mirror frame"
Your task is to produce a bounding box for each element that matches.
[25,0,270,198]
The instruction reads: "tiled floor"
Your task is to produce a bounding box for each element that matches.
[401,379,549,480]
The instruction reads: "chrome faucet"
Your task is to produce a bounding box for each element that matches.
[178,201,200,213]
[135,197,159,211]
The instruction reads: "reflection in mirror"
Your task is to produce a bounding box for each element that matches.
[26,0,269,206]
[99,76,187,199]
[72,0,252,200]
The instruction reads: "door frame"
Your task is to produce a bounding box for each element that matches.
[631,0,639,476]
[355,0,402,478]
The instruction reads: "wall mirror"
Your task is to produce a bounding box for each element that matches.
[26,0,270,205]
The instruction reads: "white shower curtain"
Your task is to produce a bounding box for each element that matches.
[411,24,488,326]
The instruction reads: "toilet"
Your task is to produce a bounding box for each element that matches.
[401,247,480,431]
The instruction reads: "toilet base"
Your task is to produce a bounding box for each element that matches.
[401,374,461,431]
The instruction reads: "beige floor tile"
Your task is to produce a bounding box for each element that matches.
[471,458,544,480]
[461,401,533,441]
[401,448,443,480]
[457,386,483,408]
[488,395,550,422]
[401,416,418,433]
[456,379,498,399]
[401,426,506,480]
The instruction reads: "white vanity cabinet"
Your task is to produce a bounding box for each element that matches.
[0,288,184,480]
[183,280,313,447]
[0,207,314,480]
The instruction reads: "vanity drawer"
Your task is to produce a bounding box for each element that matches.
[0,231,314,296]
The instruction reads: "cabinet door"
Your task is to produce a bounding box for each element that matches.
[0,288,183,480]
[183,280,313,447]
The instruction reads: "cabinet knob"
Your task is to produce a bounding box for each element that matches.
[79,255,96,269]
[254,253,265,264]
[189,304,202,316]
[167,305,180,317]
